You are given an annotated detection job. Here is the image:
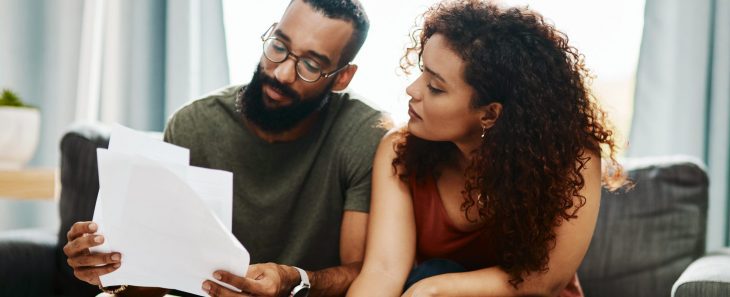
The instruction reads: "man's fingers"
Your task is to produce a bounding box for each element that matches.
[73,263,121,286]
[214,271,257,291]
[63,234,105,257]
[244,264,264,280]
[66,221,98,242]
[67,252,121,269]
[213,270,271,295]
[203,280,252,297]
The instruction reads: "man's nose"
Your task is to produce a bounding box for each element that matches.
[273,57,298,85]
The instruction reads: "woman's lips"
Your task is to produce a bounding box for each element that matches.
[408,104,422,120]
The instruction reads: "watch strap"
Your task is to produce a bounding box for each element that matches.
[289,266,310,297]
[294,266,309,286]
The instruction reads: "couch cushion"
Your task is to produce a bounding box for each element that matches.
[0,229,56,296]
[578,156,708,297]
[672,248,730,297]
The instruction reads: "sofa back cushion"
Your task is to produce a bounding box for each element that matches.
[578,156,709,297]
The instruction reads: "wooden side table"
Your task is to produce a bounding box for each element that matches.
[0,168,58,200]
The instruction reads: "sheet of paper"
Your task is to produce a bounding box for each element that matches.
[108,123,189,165]
[91,124,246,296]
[91,149,131,236]
[186,166,233,231]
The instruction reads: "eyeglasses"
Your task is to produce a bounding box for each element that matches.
[260,23,349,83]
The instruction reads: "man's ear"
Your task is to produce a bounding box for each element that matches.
[480,102,503,130]
[331,64,358,91]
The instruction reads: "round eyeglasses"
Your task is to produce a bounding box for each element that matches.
[260,23,349,83]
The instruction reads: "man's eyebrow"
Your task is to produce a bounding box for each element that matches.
[274,29,333,66]
[274,29,291,42]
[423,66,447,84]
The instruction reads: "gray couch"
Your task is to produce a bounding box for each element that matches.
[576,156,729,296]
[0,124,728,296]
[0,124,109,297]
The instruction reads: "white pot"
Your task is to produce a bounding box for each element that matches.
[0,107,40,170]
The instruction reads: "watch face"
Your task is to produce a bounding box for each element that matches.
[292,287,310,297]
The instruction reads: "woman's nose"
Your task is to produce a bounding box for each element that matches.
[406,78,422,101]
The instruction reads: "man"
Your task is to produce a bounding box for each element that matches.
[63,0,386,296]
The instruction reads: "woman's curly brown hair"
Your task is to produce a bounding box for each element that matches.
[393,0,627,287]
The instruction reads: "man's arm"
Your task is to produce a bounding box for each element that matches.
[307,210,368,296]
[203,211,368,297]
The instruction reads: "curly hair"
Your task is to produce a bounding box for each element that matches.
[393,0,627,287]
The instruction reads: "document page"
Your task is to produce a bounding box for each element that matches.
[91,124,248,296]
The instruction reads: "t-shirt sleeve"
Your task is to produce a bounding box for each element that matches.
[163,106,189,146]
[341,114,388,213]
[163,115,176,144]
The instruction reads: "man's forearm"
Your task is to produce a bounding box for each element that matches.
[305,262,363,297]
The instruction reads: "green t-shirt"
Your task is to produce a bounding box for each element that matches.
[163,84,386,270]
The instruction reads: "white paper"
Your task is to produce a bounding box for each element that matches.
[91,124,247,296]
[108,123,189,165]
[186,166,234,231]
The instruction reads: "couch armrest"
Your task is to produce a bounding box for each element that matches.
[0,229,57,296]
[672,248,730,297]
[56,122,112,296]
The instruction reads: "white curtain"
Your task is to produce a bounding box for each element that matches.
[629,0,730,250]
[0,0,85,167]
[0,0,229,167]
[0,0,229,231]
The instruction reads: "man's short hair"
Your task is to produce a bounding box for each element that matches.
[298,0,370,66]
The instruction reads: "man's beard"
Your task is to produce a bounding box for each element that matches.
[237,65,333,133]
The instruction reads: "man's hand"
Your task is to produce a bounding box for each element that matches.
[63,221,122,285]
[202,263,299,297]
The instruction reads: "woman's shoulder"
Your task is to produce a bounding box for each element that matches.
[374,126,408,158]
[381,125,407,145]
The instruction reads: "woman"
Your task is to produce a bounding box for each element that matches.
[348,1,626,296]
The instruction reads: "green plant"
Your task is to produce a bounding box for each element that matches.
[0,89,33,108]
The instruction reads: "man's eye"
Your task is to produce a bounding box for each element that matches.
[301,59,321,73]
[272,43,287,53]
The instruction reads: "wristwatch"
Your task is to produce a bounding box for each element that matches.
[289,266,310,297]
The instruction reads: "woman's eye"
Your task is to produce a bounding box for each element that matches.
[427,84,444,94]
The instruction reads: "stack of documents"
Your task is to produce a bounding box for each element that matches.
[90,124,249,296]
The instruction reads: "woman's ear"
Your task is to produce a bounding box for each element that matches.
[480,102,503,130]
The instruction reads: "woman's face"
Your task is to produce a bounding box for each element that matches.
[406,34,484,143]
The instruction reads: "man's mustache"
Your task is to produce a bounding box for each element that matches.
[259,72,300,102]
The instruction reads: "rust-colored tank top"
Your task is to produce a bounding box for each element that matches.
[410,174,584,297]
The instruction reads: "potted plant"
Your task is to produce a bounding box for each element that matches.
[0,89,40,170]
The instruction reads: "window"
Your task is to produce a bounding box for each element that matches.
[223,0,645,152]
